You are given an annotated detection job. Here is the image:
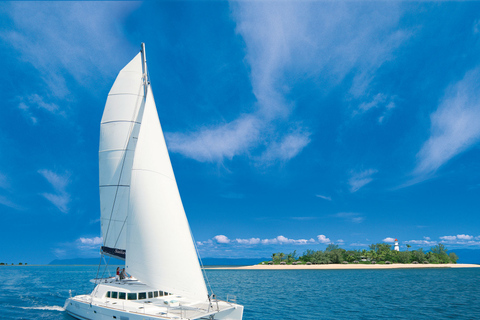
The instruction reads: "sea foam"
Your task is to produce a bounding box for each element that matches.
[20,306,65,311]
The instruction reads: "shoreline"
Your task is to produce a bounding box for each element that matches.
[205,263,480,270]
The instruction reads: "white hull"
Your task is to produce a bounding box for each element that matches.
[65,281,243,320]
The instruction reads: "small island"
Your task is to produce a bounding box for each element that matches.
[262,243,458,265]
[206,243,480,270]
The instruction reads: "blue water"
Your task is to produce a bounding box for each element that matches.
[1,266,479,319]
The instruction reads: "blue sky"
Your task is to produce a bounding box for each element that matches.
[1,2,480,264]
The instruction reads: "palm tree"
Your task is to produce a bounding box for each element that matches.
[406,244,411,251]
[279,252,285,262]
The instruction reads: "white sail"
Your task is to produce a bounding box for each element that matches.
[126,85,209,302]
[99,53,145,254]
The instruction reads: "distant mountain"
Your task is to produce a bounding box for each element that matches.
[49,257,124,265]
[450,249,480,264]
[49,257,268,266]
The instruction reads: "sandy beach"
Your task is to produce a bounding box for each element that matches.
[206,263,480,270]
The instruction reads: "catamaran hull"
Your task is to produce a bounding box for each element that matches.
[65,297,244,320]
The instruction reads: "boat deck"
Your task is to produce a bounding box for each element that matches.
[69,279,238,319]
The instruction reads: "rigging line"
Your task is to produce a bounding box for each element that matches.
[190,225,214,298]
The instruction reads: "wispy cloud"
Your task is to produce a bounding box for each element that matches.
[236,238,261,245]
[333,212,365,224]
[383,237,396,243]
[17,94,62,124]
[38,169,71,213]
[414,67,480,180]
[0,173,22,210]
[2,1,137,117]
[0,195,21,210]
[405,234,480,247]
[316,194,332,201]
[355,93,396,123]
[169,2,407,165]
[291,217,318,221]
[258,130,311,165]
[0,172,9,189]
[166,116,261,162]
[404,239,437,246]
[54,236,104,259]
[260,235,316,245]
[348,169,378,192]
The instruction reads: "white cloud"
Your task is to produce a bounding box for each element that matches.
[424,236,431,240]
[167,116,261,162]
[383,237,396,243]
[356,93,396,124]
[38,169,69,193]
[316,194,332,201]
[440,235,457,241]
[333,212,365,224]
[79,237,103,246]
[317,235,331,244]
[259,131,311,164]
[2,2,137,99]
[41,193,70,214]
[457,234,473,240]
[213,235,231,244]
[38,169,71,213]
[415,67,480,178]
[235,238,261,245]
[169,2,407,165]
[348,169,378,192]
[17,94,62,123]
[261,235,315,245]
[404,239,437,246]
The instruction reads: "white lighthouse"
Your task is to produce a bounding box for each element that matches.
[394,239,400,251]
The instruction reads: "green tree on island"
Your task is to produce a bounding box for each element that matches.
[263,242,459,265]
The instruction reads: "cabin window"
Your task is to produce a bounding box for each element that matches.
[111,292,118,299]
[159,291,164,297]
[148,292,153,298]
[106,291,111,298]
[127,293,137,300]
[138,292,147,300]
[153,291,158,298]
[118,292,126,300]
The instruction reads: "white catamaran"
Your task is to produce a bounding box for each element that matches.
[65,44,244,320]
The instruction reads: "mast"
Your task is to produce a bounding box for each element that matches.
[141,43,149,97]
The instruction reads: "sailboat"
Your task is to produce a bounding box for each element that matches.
[64,44,244,320]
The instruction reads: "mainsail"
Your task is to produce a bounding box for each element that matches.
[99,53,145,259]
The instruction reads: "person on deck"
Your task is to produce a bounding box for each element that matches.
[121,268,128,280]
[115,267,120,281]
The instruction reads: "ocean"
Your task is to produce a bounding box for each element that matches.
[1,265,479,319]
